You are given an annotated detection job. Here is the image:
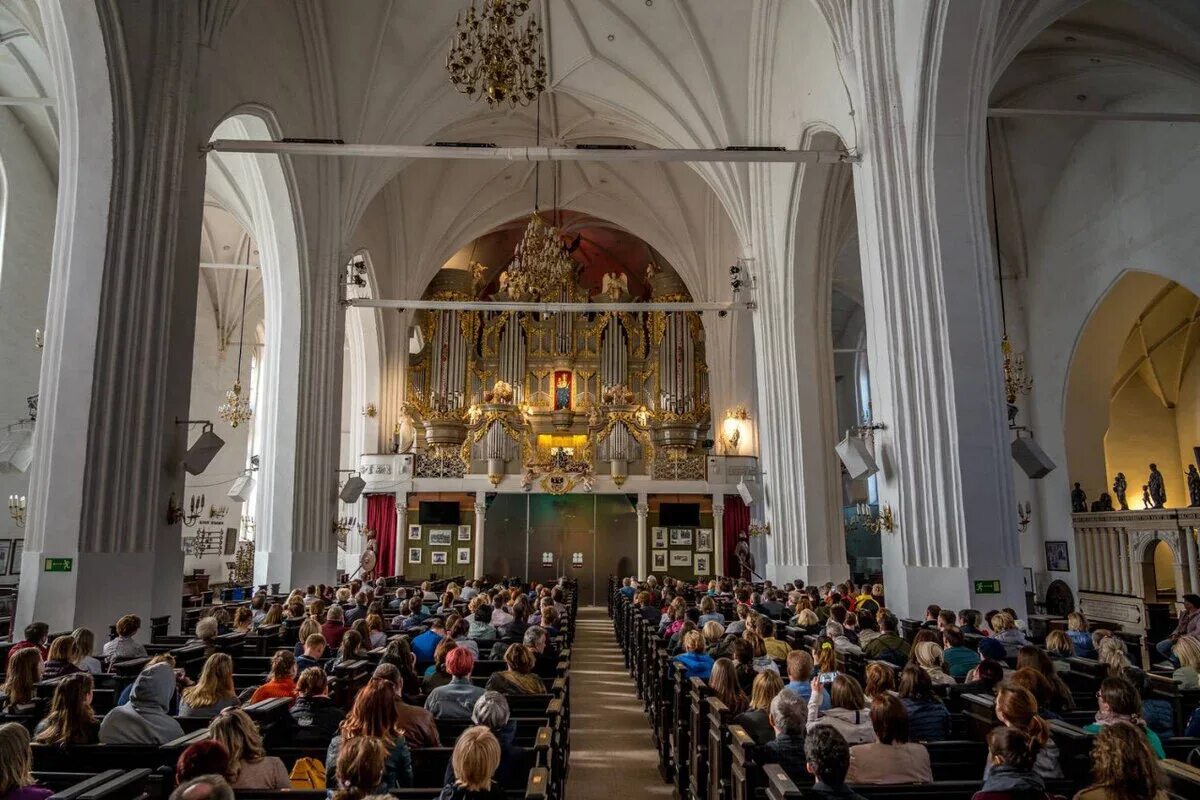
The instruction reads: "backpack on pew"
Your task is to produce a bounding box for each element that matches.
[289,756,326,790]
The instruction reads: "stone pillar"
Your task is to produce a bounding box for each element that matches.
[1120,531,1132,596]
[713,495,726,578]
[394,492,407,577]
[636,494,649,579]
[17,4,208,636]
[474,492,486,580]
[838,2,1023,616]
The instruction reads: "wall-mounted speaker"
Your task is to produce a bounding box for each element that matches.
[183,429,225,476]
[1012,436,1056,479]
[227,474,255,502]
[835,434,878,481]
[339,475,366,504]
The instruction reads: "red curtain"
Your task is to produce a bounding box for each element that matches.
[723,495,750,579]
[366,494,398,579]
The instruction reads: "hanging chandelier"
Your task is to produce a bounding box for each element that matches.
[446,0,547,108]
[1001,336,1033,405]
[503,213,573,301]
[218,270,253,428]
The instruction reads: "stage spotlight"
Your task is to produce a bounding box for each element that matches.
[183,424,225,476]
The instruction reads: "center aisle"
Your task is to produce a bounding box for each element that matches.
[565,606,673,799]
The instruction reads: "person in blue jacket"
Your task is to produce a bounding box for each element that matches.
[673,630,715,681]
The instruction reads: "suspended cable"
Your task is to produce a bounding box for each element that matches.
[985,119,1008,337]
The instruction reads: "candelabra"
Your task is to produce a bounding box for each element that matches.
[240,515,256,540]
[181,494,205,528]
[1017,501,1032,533]
[747,521,771,538]
[334,516,358,549]
[850,502,895,534]
[228,538,254,584]
[8,494,26,527]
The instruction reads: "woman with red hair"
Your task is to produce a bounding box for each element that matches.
[323,678,413,790]
[424,648,486,721]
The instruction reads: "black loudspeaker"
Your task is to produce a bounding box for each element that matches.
[339,475,366,503]
[1012,436,1056,479]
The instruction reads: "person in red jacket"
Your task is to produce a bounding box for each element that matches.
[249,650,298,704]
[321,605,347,650]
[7,623,49,667]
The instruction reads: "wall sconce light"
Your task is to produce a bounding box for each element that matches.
[8,494,26,527]
[851,502,895,534]
[1017,501,1032,533]
[34,328,43,350]
[363,403,377,418]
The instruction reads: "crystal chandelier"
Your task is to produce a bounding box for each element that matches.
[446,0,547,107]
[1001,335,1033,404]
[218,270,253,427]
[504,213,573,300]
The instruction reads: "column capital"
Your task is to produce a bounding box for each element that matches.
[713,504,725,514]
[636,503,649,516]
[474,503,487,516]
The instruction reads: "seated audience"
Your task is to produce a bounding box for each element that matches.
[734,670,785,745]
[372,663,439,748]
[523,626,558,675]
[963,659,1007,695]
[413,618,448,664]
[709,658,749,715]
[190,617,220,657]
[825,621,861,655]
[176,740,231,785]
[993,685,1061,780]
[813,636,840,683]
[912,640,956,686]
[1170,634,1200,689]
[697,595,725,626]
[744,631,781,674]
[440,692,526,789]
[807,675,875,744]
[380,638,424,703]
[180,653,238,718]
[756,687,808,782]
[1015,648,1074,715]
[673,630,716,681]
[1083,676,1165,758]
[0,722,52,800]
[365,614,388,649]
[325,678,414,789]
[486,644,545,695]
[1154,593,1200,666]
[1097,636,1132,677]
[231,607,253,635]
[845,694,932,784]
[1122,667,1173,739]
[249,650,298,703]
[862,612,909,667]
[103,614,148,661]
[703,621,730,658]
[897,665,950,742]
[468,604,498,644]
[974,727,1049,800]
[426,648,486,721]
[959,609,984,636]
[7,624,49,669]
[322,605,347,650]
[99,662,185,744]
[1043,630,1074,672]
[295,633,327,673]
[424,639,458,694]
[332,736,388,800]
[326,629,368,673]
[804,726,866,800]
[730,638,758,695]
[759,618,791,660]
[394,597,430,631]
[1073,722,1167,800]
[209,708,289,789]
[941,625,980,678]
[439,725,508,800]
[293,617,322,658]
[33,673,99,745]
[70,628,104,675]
[1067,612,1098,659]
[41,636,82,680]
[290,667,346,744]
[1,649,42,713]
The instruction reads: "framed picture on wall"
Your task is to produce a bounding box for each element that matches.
[652,550,668,571]
[457,547,471,565]
[1022,567,1035,594]
[0,541,10,577]
[431,551,448,565]
[457,525,472,541]
[408,548,422,564]
[10,540,23,575]
[1045,541,1070,572]
[407,525,422,541]
[669,550,692,567]
[695,553,711,576]
[696,529,713,552]
[428,529,452,547]
[224,528,238,555]
[652,527,667,548]
[669,528,693,546]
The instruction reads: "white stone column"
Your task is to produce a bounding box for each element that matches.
[1102,529,1115,593]
[636,493,649,579]
[1120,531,1132,596]
[394,492,407,577]
[713,495,726,578]
[474,492,486,580]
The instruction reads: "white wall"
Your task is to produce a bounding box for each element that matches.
[0,106,56,584]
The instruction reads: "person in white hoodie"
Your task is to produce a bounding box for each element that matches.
[806,674,876,745]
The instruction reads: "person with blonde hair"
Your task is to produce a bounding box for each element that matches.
[0,722,51,800]
[989,612,1029,656]
[42,636,82,680]
[331,736,388,800]
[1,649,42,713]
[733,670,785,744]
[293,616,322,657]
[698,595,725,627]
[207,708,289,789]
[1097,636,1131,678]
[1067,611,1097,658]
[863,662,896,701]
[439,725,506,799]
[1170,634,1200,689]
[71,628,104,675]
[912,641,956,686]
[1074,722,1167,800]
[180,653,238,718]
[485,644,544,695]
[1044,630,1074,672]
[807,674,876,744]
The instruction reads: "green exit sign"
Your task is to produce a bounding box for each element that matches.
[43,558,73,573]
[974,580,1001,594]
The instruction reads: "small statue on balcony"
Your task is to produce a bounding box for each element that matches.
[1096,492,1114,512]
[1071,483,1088,513]
[1142,484,1152,509]
[1112,472,1128,510]
[1187,464,1200,507]
[1148,463,1167,509]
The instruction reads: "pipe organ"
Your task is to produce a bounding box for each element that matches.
[403,261,711,485]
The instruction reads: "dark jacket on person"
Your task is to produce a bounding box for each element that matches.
[326,733,413,790]
[808,782,868,800]
[41,659,83,680]
[638,606,662,626]
[862,633,910,667]
[436,783,507,800]
[395,700,441,749]
[734,663,757,695]
[757,731,807,783]
[734,709,775,745]
[289,695,345,743]
[901,697,951,742]
[441,721,528,789]
[970,764,1048,800]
